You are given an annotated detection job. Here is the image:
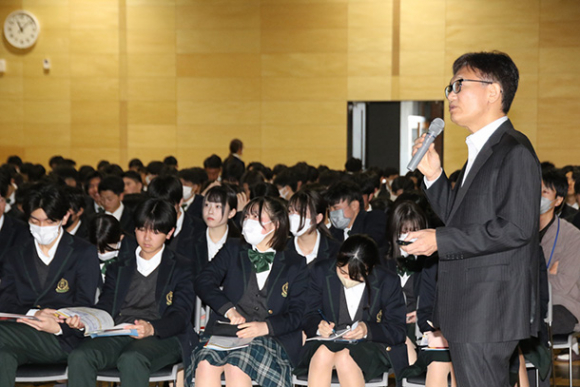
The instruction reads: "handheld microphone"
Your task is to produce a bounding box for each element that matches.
[407,118,445,172]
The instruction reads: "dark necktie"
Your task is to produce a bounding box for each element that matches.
[247,250,275,273]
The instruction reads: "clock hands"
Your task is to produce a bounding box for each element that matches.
[16,20,24,33]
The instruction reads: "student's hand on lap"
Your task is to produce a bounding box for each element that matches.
[66,315,85,330]
[18,313,62,334]
[343,322,367,340]
[226,308,246,325]
[318,320,335,338]
[126,320,155,339]
[236,322,268,338]
[35,308,60,322]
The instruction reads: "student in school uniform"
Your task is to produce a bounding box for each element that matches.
[98,175,135,236]
[122,170,146,212]
[295,234,408,386]
[66,198,197,387]
[147,175,207,264]
[190,184,240,279]
[63,186,90,241]
[83,170,103,217]
[325,181,387,247]
[204,154,223,183]
[179,167,208,220]
[286,188,340,266]
[0,173,29,276]
[188,196,308,387]
[0,182,101,387]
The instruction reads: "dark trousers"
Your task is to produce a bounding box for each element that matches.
[552,305,578,335]
[0,322,68,387]
[67,335,181,387]
[449,340,519,387]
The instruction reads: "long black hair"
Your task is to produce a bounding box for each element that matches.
[288,188,332,238]
[241,196,289,251]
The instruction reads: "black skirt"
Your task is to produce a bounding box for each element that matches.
[399,348,451,379]
[294,340,391,382]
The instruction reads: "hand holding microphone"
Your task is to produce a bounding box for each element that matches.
[407,118,445,181]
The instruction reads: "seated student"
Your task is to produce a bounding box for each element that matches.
[191,184,240,279]
[63,186,89,241]
[179,167,208,220]
[325,181,387,247]
[88,214,134,277]
[273,167,299,200]
[0,182,100,387]
[128,158,144,172]
[98,175,135,236]
[147,175,207,264]
[287,188,339,266]
[295,234,408,386]
[66,198,197,387]
[539,169,580,335]
[353,171,381,212]
[188,196,308,387]
[122,170,143,195]
[0,173,29,275]
[83,171,103,217]
[204,154,223,183]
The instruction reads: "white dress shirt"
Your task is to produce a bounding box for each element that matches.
[294,230,320,265]
[207,226,228,261]
[135,245,164,277]
[173,208,185,237]
[106,202,124,222]
[344,282,366,320]
[0,215,4,232]
[182,194,195,212]
[68,219,82,236]
[254,247,275,290]
[34,228,64,266]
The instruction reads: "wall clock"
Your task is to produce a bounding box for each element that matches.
[4,10,40,49]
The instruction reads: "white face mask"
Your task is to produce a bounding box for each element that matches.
[98,242,121,261]
[540,196,554,215]
[279,187,290,200]
[289,213,311,237]
[242,219,274,246]
[338,273,363,289]
[29,223,61,246]
[182,185,193,201]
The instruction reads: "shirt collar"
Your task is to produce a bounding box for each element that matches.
[173,207,185,237]
[207,226,229,248]
[183,194,195,210]
[294,230,320,264]
[34,228,65,266]
[135,244,164,277]
[465,116,508,154]
[106,202,124,222]
[68,219,82,235]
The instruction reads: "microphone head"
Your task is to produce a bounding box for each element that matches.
[429,118,445,136]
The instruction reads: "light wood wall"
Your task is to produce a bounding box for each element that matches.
[0,0,579,171]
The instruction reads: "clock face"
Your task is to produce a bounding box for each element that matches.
[4,10,40,49]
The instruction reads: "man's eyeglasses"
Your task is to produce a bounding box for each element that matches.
[444,79,493,99]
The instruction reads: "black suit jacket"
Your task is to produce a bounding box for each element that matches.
[285,232,340,266]
[303,258,408,377]
[96,246,197,368]
[330,209,387,247]
[119,207,135,236]
[424,119,541,343]
[185,195,204,221]
[0,215,30,276]
[0,232,101,351]
[168,213,206,272]
[189,226,238,279]
[195,239,308,366]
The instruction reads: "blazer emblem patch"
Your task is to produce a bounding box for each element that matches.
[281,282,288,298]
[166,291,173,305]
[55,278,69,293]
[376,310,382,323]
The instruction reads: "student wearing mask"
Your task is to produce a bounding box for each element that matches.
[179,167,209,220]
[189,196,308,387]
[88,214,133,278]
[0,182,100,387]
[325,181,387,247]
[66,198,197,387]
[286,188,339,266]
[98,175,134,236]
[295,235,407,386]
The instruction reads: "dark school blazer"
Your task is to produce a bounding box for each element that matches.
[330,209,387,247]
[0,232,101,351]
[168,213,206,271]
[303,258,408,378]
[0,215,30,276]
[95,245,197,369]
[190,225,239,279]
[185,194,204,221]
[285,232,340,266]
[195,239,309,366]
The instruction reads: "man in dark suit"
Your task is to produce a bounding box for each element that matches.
[0,182,101,387]
[404,52,541,387]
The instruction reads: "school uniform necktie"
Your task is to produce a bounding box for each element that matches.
[247,250,275,273]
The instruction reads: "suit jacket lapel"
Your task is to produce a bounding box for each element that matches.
[239,247,252,292]
[318,234,329,260]
[22,241,40,295]
[155,248,176,306]
[35,233,75,303]
[325,262,341,322]
[447,122,509,222]
[266,251,286,303]
[366,272,381,319]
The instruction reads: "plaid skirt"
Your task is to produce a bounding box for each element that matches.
[186,336,292,387]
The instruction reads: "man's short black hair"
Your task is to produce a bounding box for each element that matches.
[28,164,46,182]
[241,170,265,190]
[318,169,342,187]
[146,161,165,176]
[102,164,124,177]
[49,155,64,167]
[7,155,22,168]
[325,180,363,207]
[543,169,568,200]
[391,176,415,193]
[63,185,87,213]
[204,154,222,169]
[452,51,519,114]
[97,160,110,171]
[222,161,244,184]
[163,155,178,168]
[98,175,124,195]
[229,138,243,154]
[178,167,208,186]
[345,157,363,173]
[123,170,142,184]
[53,166,79,184]
[561,165,580,182]
[147,175,182,207]
[134,198,177,235]
[273,168,299,192]
[383,167,399,178]
[23,182,70,221]
[354,171,380,196]
[129,158,144,169]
